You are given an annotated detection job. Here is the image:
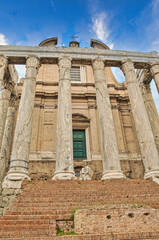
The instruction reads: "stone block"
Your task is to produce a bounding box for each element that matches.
[2,188,15,196]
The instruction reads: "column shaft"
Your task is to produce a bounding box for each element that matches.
[150,63,159,93]
[52,56,76,180]
[122,59,159,183]
[0,56,8,150]
[3,56,40,188]
[92,58,125,180]
[0,97,18,183]
[140,82,159,152]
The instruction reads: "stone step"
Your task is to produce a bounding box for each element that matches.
[2,232,159,240]
[1,179,159,239]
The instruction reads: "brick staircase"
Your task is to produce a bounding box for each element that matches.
[0,179,159,239]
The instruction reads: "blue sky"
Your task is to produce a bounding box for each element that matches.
[0,0,158,110]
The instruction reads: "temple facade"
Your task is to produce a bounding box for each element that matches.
[0,38,159,189]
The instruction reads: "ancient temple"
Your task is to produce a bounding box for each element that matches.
[0,38,159,239]
[0,37,159,188]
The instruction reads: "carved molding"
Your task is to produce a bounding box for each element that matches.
[26,55,41,69]
[92,57,105,71]
[72,113,90,122]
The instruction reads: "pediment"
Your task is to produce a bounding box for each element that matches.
[72,113,90,122]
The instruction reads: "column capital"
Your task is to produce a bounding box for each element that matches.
[92,57,105,71]
[58,56,72,69]
[9,95,19,108]
[121,59,134,75]
[150,62,159,76]
[139,82,151,96]
[143,69,152,83]
[0,55,8,69]
[26,55,41,69]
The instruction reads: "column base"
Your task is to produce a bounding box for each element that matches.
[52,171,77,180]
[2,172,31,189]
[101,170,126,180]
[144,170,159,184]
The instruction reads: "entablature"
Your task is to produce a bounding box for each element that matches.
[0,45,158,68]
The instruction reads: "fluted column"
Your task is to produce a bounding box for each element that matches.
[3,56,40,188]
[150,62,159,93]
[122,59,159,183]
[0,55,9,150]
[140,82,159,153]
[0,96,18,183]
[52,56,76,180]
[92,57,125,180]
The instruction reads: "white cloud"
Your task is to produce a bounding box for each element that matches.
[0,33,8,45]
[91,12,114,49]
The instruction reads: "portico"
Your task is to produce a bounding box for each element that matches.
[0,38,159,188]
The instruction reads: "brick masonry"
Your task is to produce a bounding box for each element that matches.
[0,179,159,239]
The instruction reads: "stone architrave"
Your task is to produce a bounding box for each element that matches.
[92,57,125,180]
[0,55,9,150]
[140,81,159,153]
[2,56,41,189]
[122,59,159,183]
[52,56,76,180]
[150,62,159,93]
[0,96,19,183]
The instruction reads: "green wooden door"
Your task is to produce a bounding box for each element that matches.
[73,130,87,159]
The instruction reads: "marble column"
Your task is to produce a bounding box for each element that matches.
[140,81,159,153]
[0,96,18,183]
[122,59,159,183]
[92,57,125,180]
[0,55,9,151]
[150,62,159,93]
[52,56,76,180]
[2,56,40,189]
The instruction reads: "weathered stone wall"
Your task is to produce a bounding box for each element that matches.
[74,206,159,235]
[0,188,22,216]
[28,159,144,180]
[16,62,143,180]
